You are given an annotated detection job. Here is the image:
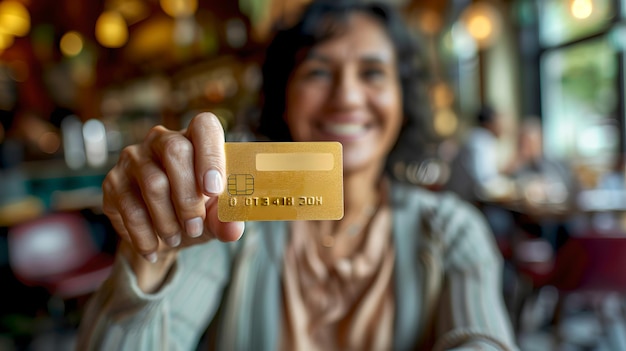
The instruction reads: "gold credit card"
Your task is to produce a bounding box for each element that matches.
[218,142,344,221]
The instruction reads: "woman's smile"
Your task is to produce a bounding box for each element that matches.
[284,13,403,174]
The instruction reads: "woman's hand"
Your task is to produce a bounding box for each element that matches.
[103,113,244,267]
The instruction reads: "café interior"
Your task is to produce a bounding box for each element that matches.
[1,0,626,350]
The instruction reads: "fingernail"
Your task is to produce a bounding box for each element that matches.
[235,222,245,241]
[143,252,158,263]
[185,217,204,238]
[204,170,223,194]
[165,234,181,247]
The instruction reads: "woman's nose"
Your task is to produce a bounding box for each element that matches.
[331,70,366,109]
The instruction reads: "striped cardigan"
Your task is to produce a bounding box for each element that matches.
[77,183,518,350]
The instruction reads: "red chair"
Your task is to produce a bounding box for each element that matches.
[7,212,114,301]
[549,235,626,293]
[514,234,626,348]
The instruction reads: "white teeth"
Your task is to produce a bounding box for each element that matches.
[323,123,366,136]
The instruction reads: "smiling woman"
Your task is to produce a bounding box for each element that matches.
[76,1,519,350]
[283,13,403,174]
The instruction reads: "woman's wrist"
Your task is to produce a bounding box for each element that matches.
[119,241,179,294]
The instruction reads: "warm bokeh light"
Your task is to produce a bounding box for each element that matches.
[60,31,83,57]
[467,14,492,40]
[126,15,174,60]
[160,0,198,18]
[109,0,150,25]
[95,11,128,48]
[460,2,501,48]
[433,108,458,137]
[431,82,454,108]
[571,0,593,20]
[0,0,30,37]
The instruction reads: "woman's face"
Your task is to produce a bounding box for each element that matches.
[284,13,403,174]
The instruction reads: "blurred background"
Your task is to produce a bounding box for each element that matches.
[0,0,626,350]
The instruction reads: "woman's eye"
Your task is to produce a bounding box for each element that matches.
[305,68,330,78]
[361,68,385,80]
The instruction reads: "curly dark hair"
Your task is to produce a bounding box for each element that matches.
[257,0,429,152]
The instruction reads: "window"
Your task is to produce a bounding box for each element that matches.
[541,37,620,168]
[539,0,614,46]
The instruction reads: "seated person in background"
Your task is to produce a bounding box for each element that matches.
[509,117,577,250]
[445,105,515,203]
[76,2,518,350]
[509,116,574,210]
